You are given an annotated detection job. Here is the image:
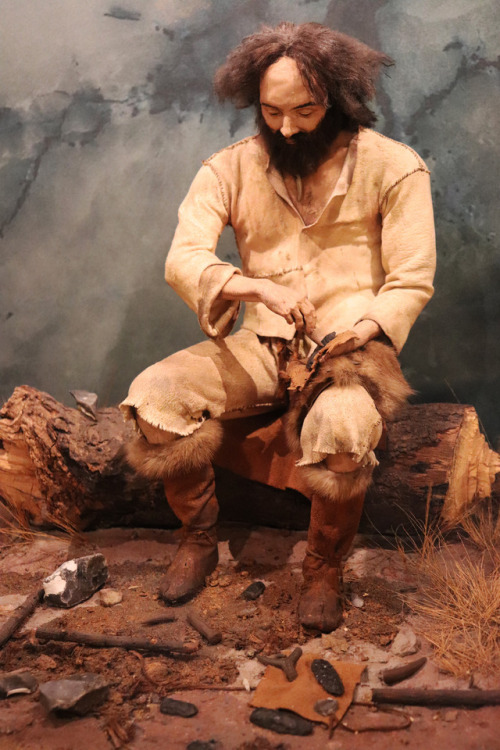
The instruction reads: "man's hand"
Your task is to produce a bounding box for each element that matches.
[220,276,316,336]
[257,280,316,336]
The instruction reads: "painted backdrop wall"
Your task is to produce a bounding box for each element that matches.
[1,0,499,446]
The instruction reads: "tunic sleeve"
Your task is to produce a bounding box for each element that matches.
[164,164,241,339]
[359,168,436,353]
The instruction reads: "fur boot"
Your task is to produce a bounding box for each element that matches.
[159,464,219,604]
[298,465,370,633]
[125,420,223,604]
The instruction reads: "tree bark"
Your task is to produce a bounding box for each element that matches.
[0,386,498,535]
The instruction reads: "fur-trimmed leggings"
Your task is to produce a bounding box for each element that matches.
[120,329,402,473]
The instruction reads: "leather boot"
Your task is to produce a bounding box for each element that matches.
[299,485,366,633]
[159,464,219,604]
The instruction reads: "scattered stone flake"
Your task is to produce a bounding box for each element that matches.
[99,588,123,607]
[391,624,420,657]
[43,554,108,608]
[321,632,349,653]
[0,671,38,698]
[311,659,345,696]
[160,696,198,717]
[39,673,109,715]
[350,593,365,608]
[314,698,339,717]
[242,581,266,601]
[250,707,313,736]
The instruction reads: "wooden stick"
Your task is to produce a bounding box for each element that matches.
[0,588,43,648]
[35,627,199,655]
[142,615,177,626]
[186,610,222,645]
[371,688,500,708]
[381,657,427,686]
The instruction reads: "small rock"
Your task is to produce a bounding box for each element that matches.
[160,697,198,717]
[0,671,38,699]
[350,593,365,608]
[99,588,123,607]
[141,660,170,683]
[242,581,266,601]
[39,673,109,715]
[236,604,258,618]
[321,633,349,653]
[379,634,393,647]
[35,655,58,671]
[250,708,313,736]
[218,575,232,587]
[314,698,339,717]
[391,624,420,657]
[43,554,108,608]
[443,709,458,722]
[311,659,344,696]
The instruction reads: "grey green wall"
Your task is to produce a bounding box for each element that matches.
[1,1,499,446]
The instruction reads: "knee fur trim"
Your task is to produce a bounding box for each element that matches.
[302,463,373,502]
[285,340,413,454]
[125,420,223,479]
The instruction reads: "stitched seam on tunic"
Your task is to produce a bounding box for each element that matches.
[203,135,258,162]
[370,130,428,169]
[204,162,229,215]
[379,167,430,212]
[247,265,304,279]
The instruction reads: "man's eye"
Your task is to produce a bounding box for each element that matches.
[268,111,281,117]
[299,111,313,118]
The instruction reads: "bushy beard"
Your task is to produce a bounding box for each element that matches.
[257,106,345,178]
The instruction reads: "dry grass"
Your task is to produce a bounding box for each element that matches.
[0,496,81,550]
[402,496,500,677]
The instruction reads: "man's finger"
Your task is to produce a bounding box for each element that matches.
[298,302,316,336]
[291,307,305,331]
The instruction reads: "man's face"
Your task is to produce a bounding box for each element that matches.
[259,56,342,178]
[259,56,327,141]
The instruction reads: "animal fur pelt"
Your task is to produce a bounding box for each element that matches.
[302,461,375,502]
[125,420,223,479]
[284,339,413,455]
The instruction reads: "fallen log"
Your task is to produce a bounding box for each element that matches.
[0,386,498,534]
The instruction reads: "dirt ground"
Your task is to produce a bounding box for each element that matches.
[0,526,498,749]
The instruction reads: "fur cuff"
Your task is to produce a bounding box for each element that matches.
[125,420,223,479]
[302,462,374,502]
[285,340,413,454]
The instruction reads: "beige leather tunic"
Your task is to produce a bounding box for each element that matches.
[165,127,436,353]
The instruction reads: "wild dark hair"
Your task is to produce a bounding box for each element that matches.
[214,22,393,130]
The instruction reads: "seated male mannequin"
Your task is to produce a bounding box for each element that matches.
[121,22,436,633]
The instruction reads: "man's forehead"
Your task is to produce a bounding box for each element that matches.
[260,56,317,107]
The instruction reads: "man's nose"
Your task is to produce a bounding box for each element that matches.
[280,116,298,138]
